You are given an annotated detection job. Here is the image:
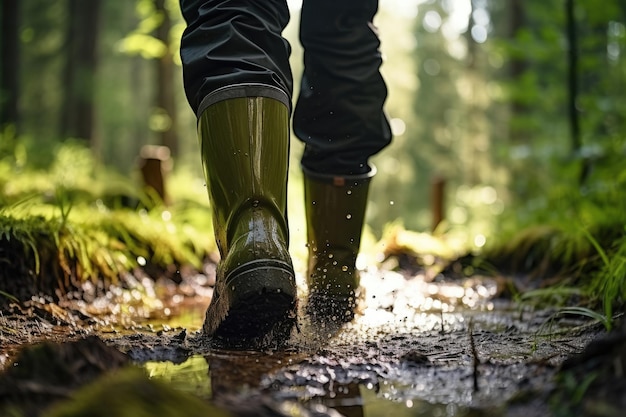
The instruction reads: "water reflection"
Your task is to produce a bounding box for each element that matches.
[309,383,363,417]
[145,350,487,416]
[146,350,367,416]
[208,350,299,396]
[141,268,522,416]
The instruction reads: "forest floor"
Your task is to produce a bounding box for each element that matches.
[1,261,625,417]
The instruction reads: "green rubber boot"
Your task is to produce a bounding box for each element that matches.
[303,166,375,323]
[199,97,296,344]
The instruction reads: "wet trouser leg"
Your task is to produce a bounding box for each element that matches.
[294,0,392,175]
[179,0,293,114]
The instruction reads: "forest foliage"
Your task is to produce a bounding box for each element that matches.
[0,0,625,317]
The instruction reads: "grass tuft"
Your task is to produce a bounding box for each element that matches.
[0,141,216,305]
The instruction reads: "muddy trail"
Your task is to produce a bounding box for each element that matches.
[1,265,624,417]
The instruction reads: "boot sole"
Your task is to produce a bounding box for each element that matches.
[204,261,297,346]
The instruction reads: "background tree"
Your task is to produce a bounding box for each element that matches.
[153,0,179,157]
[60,0,102,148]
[0,0,21,133]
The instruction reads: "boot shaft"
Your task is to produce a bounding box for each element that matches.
[304,166,374,291]
[198,97,291,256]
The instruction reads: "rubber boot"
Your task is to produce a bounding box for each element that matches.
[303,166,375,323]
[199,97,297,344]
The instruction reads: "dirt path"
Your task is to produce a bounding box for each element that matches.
[0,267,621,416]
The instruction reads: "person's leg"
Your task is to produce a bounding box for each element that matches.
[295,0,391,176]
[295,0,392,321]
[180,0,296,344]
[180,0,293,115]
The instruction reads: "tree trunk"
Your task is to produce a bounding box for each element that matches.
[60,0,101,144]
[508,0,528,143]
[154,0,179,157]
[565,0,588,185]
[0,0,20,132]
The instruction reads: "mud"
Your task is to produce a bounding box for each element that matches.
[1,266,622,416]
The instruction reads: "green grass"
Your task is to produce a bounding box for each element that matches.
[483,167,626,330]
[0,141,215,302]
[0,201,214,296]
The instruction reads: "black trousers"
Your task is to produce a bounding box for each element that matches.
[180,0,392,175]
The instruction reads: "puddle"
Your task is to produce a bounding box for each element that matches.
[135,268,599,416]
[145,354,467,416]
[146,355,211,399]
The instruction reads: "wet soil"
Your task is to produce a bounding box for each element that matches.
[1,266,623,416]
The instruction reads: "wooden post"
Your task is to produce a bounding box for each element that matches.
[139,145,172,205]
[431,176,446,233]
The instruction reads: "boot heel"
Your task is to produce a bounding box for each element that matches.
[205,262,296,342]
[226,260,296,300]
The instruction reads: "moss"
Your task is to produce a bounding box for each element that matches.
[45,367,231,417]
[0,142,215,306]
